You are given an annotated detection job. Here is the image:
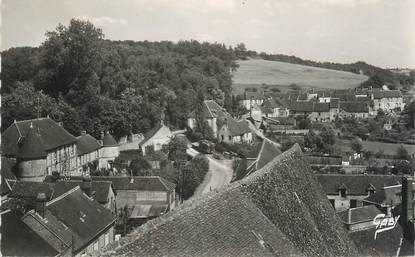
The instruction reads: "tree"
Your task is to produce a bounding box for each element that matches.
[167,136,188,165]
[396,145,409,160]
[129,158,152,176]
[351,138,363,154]
[38,19,104,100]
[402,101,415,129]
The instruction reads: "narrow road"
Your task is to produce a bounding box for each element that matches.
[189,155,233,199]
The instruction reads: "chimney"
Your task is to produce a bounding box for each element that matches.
[100,131,105,140]
[51,171,60,182]
[401,176,415,244]
[81,176,92,197]
[36,193,47,218]
[81,130,86,136]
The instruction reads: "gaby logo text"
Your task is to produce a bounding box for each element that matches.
[373,214,400,239]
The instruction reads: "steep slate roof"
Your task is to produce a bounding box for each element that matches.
[103,132,118,146]
[46,187,116,253]
[287,100,314,113]
[2,117,76,157]
[17,124,48,159]
[1,210,63,257]
[97,145,358,257]
[316,174,401,195]
[233,138,282,182]
[76,133,101,155]
[312,102,330,112]
[188,100,229,119]
[340,102,369,113]
[21,210,73,253]
[337,205,382,224]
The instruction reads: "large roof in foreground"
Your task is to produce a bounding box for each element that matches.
[95,144,358,257]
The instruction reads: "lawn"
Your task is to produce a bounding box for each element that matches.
[232,59,368,94]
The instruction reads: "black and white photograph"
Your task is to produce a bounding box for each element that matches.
[1,0,415,256]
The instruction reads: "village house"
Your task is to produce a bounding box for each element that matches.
[337,205,383,232]
[217,117,253,145]
[316,174,401,212]
[2,117,78,181]
[86,176,176,225]
[76,131,101,174]
[371,89,405,113]
[261,97,289,118]
[187,100,229,137]
[1,157,17,202]
[238,90,265,110]
[232,138,281,182]
[139,121,172,156]
[1,186,116,257]
[308,101,339,122]
[98,132,120,170]
[7,177,117,214]
[339,102,370,119]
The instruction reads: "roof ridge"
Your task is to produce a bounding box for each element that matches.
[46,186,80,206]
[24,210,71,248]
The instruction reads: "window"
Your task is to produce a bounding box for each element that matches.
[93,241,99,251]
[104,232,110,246]
[329,199,335,208]
[228,135,232,141]
[350,199,357,208]
[340,188,346,198]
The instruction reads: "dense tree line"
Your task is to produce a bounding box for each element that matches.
[1,19,238,139]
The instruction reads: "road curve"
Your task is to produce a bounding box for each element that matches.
[189,155,233,199]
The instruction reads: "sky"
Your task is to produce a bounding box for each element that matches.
[1,0,415,68]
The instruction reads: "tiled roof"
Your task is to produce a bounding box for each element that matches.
[372,90,402,99]
[22,210,73,253]
[97,144,358,257]
[312,102,330,112]
[103,132,118,146]
[337,205,382,224]
[129,204,168,219]
[1,157,17,195]
[244,91,265,100]
[233,138,282,182]
[46,187,116,253]
[1,210,62,257]
[76,133,101,155]
[225,118,251,136]
[52,180,112,203]
[2,117,76,157]
[349,224,404,256]
[316,174,401,195]
[188,100,229,119]
[287,100,314,112]
[10,181,55,200]
[17,124,48,159]
[63,176,176,192]
[363,184,404,207]
[139,123,171,146]
[340,102,369,113]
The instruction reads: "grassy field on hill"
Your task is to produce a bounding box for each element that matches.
[232,59,368,94]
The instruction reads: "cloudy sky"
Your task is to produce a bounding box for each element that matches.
[2,0,415,68]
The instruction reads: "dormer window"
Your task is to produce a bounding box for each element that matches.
[367,184,376,195]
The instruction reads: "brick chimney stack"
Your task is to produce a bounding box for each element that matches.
[401,176,415,245]
[81,176,92,197]
[36,193,47,217]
